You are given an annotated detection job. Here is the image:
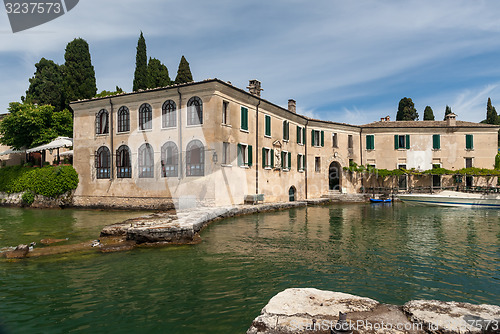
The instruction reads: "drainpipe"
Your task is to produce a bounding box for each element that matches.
[359,127,363,193]
[109,98,114,179]
[255,98,261,194]
[177,87,183,180]
[305,119,309,199]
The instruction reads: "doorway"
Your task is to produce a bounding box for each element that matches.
[329,162,341,191]
[288,186,296,202]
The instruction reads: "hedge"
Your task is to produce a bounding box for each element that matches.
[0,165,79,198]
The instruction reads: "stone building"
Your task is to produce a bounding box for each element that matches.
[70,79,499,208]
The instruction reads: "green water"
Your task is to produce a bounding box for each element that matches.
[0,204,499,333]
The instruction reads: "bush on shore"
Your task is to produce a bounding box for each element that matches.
[0,165,79,198]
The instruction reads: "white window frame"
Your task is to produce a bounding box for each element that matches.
[282,150,289,171]
[263,147,272,169]
[297,126,304,145]
[222,142,231,166]
[313,130,321,147]
[239,143,249,168]
[222,101,229,125]
[332,133,338,148]
[315,156,321,172]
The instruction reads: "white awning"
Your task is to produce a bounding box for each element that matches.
[26,137,73,153]
[0,148,25,156]
[59,150,73,157]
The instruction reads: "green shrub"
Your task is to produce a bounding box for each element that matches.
[495,153,500,170]
[21,190,35,206]
[0,165,79,198]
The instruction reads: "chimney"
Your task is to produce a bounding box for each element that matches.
[445,112,457,126]
[380,116,390,122]
[288,99,296,113]
[247,79,263,97]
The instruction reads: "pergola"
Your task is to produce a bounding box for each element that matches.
[26,137,73,166]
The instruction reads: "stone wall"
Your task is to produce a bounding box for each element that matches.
[0,191,74,208]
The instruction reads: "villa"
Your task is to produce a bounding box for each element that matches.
[69,79,500,208]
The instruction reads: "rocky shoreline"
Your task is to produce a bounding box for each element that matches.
[247,288,500,334]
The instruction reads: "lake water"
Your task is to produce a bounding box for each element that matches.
[0,204,499,333]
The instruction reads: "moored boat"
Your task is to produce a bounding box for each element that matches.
[369,198,392,203]
[397,190,500,208]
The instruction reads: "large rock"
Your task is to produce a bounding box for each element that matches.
[403,300,500,333]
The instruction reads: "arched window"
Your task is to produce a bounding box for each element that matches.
[95,146,110,179]
[138,143,154,178]
[187,96,203,125]
[95,109,109,134]
[116,145,131,178]
[186,140,204,176]
[139,103,152,130]
[162,100,176,128]
[161,142,178,177]
[117,106,130,133]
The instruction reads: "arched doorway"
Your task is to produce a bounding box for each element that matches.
[329,162,341,191]
[288,186,296,202]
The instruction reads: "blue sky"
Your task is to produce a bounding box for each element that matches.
[1,0,500,124]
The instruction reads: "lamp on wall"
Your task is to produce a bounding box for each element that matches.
[212,151,218,163]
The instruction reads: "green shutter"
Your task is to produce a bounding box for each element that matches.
[405,135,410,149]
[466,134,473,149]
[297,154,300,170]
[394,135,399,149]
[303,127,306,145]
[271,149,274,167]
[433,134,440,149]
[237,144,242,166]
[311,130,315,146]
[321,131,324,147]
[248,145,253,166]
[262,148,266,168]
[288,152,292,170]
[286,122,289,140]
[265,115,271,136]
[283,121,286,140]
[241,107,249,130]
[296,125,300,143]
[281,151,285,168]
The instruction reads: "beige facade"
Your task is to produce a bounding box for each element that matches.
[70,79,499,208]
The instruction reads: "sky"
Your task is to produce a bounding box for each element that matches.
[1,0,500,124]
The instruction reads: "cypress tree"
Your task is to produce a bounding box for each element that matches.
[396,97,418,121]
[174,55,193,84]
[486,98,498,124]
[63,38,97,104]
[133,32,148,91]
[423,106,435,121]
[25,58,65,111]
[443,105,452,120]
[147,57,171,89]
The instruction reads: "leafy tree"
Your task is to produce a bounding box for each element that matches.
[133,32,148,91]
[396,97,418,121]
[443,105,452,120]
[423,106,435,121]
[95,86,124,98]
[0,103,73,150]
[24,58,65,112]
[485,97,498,125]
[64,38,97,104]
[147,57,171,89]
[174,55,193,84]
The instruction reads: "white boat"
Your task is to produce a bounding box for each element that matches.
[397,190,500,208]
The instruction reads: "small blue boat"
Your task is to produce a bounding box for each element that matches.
[370,198,392,203]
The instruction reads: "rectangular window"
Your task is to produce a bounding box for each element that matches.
[398,175,408,190]
[311,130,324,147]
[296,125,304,144]
[394,135,410,149]
[283,120,289,141]
[262,147,273,168]
[332,133,338,148]
[348,135,353,149]
[281,151,291,170]
[466,134,474,150]
[237,143,252,167]
[222,101,229,125]
[222,142,230,165]
[366,135,374,150]
[315,157,321,172]
[240,106,248,131]
[465,157,473,168]
[432,134,440,150]
[265,115,271,137]
[297,154,305,171]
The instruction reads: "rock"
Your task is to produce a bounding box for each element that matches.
[247,288,381,334]
[40,238,68,245]
[403,300,500,333]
